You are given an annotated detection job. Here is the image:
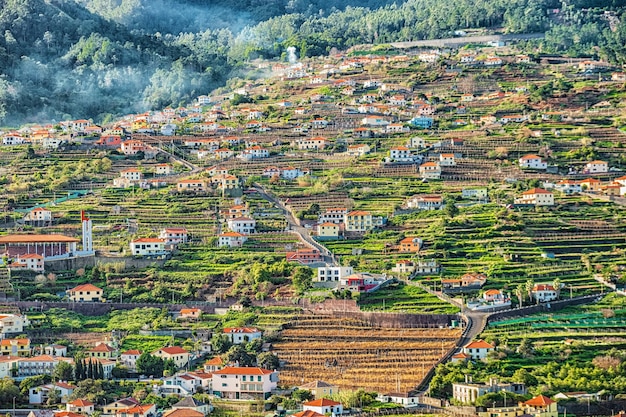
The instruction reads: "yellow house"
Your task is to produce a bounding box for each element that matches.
[86,342,117,359]
[153,346,190,369]
[67,284,103,302]
[344,210,373,232]
[478,395,558,417]
[317,222,339,240]
[0,338,30,357]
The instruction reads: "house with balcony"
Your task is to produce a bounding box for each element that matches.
[212,367,279,400]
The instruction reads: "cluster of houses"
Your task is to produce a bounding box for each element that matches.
[314,208,386,239]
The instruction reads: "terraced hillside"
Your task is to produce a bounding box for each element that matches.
[273,313,462,393]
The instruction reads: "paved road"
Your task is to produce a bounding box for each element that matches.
[253,184,337,266]
[352,32,545,50]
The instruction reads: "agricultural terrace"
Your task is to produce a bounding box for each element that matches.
[273,313,461,393]
[429,294,626,397]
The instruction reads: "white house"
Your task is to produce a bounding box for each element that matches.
[129,238,168,256]
[120,350,141,372]
[439,153,456,166]
[23,208,53,224]
[584,160,609,174]
[159,228,189,245]
[531,284,559,303]
[67,399,95,414]
[346,144,371,157]
[462,339,494,361]
[302,399,343,416]
[317,266,354,283]
[389,146,415,163]
[406,194,443,210]
[227,217,256,234]
[514,188,554,206]
[377,393,420,407]
[281,167,307,180]
[153,346,190,369]
[554,180,581,195]
[239,146,269,160]
[0,314,30,338]
[223,327,263,344]
[519,154,547,170]
[462,188,488,200]
[211,367,279,400]
[218,232,248,248]
[29,382,76,404]
[318,208,348,225]
[158,372,211,396]
[419,162,441,179]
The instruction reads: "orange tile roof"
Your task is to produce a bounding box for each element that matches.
[292,412,325,417]
[19,253,43,259]
[220,232,245,237]
[157,346,188,355]
[524,395,555,407]
[70,284,102,292]
[347,210,370,216]
[0,338,29,346]
[69,399,94,407]
[180,308,201,314]
[205,356,224,365]
[122,350,141,355]
[89,343,115,352]
[522,188,551,195]
[132,238,166,243]
[223,327,260,334]
[303,398,342,407]
[213,366,273,375]
[465,339,494,349]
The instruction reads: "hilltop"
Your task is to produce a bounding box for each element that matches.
[1,0,626,125]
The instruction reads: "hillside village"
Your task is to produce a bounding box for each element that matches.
[0,39,626,417]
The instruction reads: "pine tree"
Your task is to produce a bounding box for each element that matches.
[75,360,83,380]
[98,363,104,380]
[87,360,94,379]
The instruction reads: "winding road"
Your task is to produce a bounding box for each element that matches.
[252,184,337,266]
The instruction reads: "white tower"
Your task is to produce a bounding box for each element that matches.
[81,210,93,252]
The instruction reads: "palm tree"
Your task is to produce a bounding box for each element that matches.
[525,279,535,304]
[552,277,561,298]
[515,283,525,308]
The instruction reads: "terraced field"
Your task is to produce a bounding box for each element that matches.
[273,313,462,394]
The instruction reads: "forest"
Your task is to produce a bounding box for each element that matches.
[0,0,625,125]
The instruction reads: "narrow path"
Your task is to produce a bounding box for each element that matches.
[253,184,337,266]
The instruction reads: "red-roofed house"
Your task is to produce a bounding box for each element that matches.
[286,249,323,265]
[398,237,422,253]
[86,342,116,359]
[291,411,324,417]
[531,283,559,303]
[120,350,141,371]
[218,232,248,248]
[153,347,190,368]
[179,308,201,320]
[344,210,373,232]
[67,284,103,302]
[211,367,279,399]
[67,399,95,414]
[223,327,262,344]
[514,188,554,206]
[116,404,157,417]
[303,399,343,416]
[159,228,189,245]
[204,356,224,372]
[519,154,547,170]
[463,340,494,361]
